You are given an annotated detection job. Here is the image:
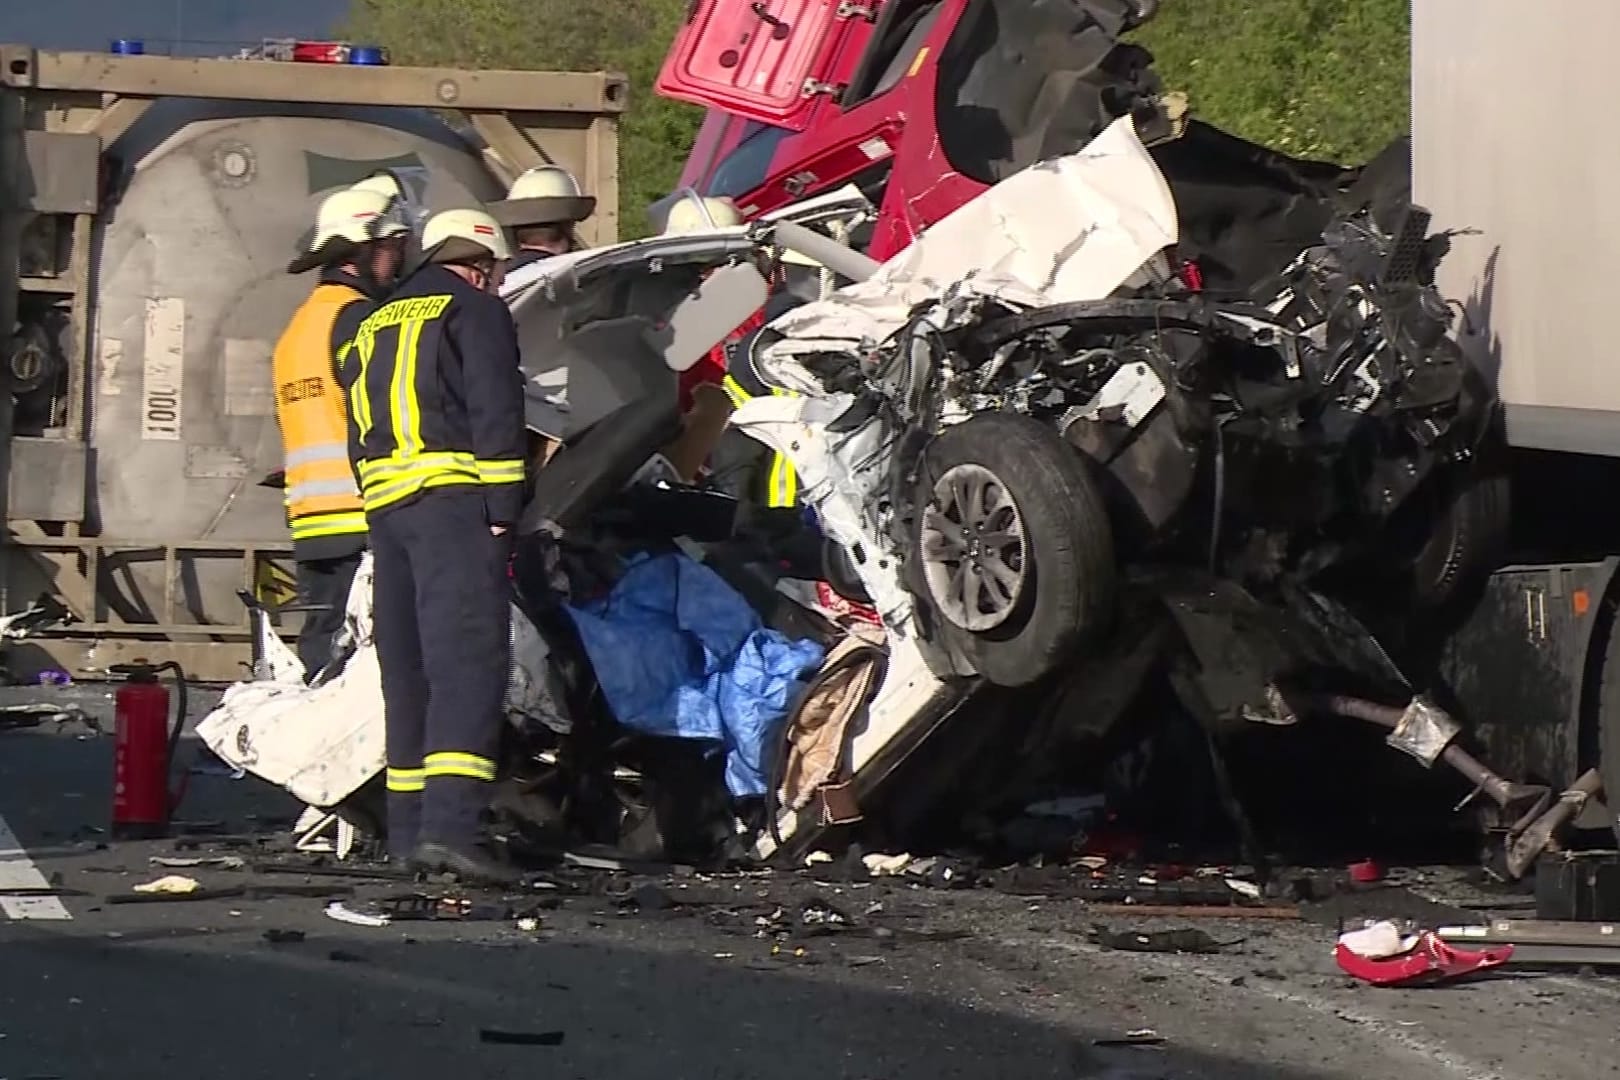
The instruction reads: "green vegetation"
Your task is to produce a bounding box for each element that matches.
[1135,0,1411,163]
[344,0,1411,236]
[343,0,705,234]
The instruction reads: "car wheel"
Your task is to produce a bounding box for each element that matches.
[1410,469,1510,609]
[911,413,1116,687]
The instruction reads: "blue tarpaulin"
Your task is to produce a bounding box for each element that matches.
[563,553,825,797]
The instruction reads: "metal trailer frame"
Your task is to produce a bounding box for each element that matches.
[0,46,626,682]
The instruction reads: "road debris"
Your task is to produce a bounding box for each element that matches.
[1335,920,1513,987]
[1092,1029,1166,1048]
[1089,926,1231,955]
[262,929,306,944]
[1086,903,1298,920]
[479,1029,565,1047]
[151,855,245,870]
[0,702,94,731]
[131,874,201,895]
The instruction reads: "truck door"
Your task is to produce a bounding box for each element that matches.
[656,0,879,131]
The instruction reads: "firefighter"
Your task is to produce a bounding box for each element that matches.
[336,207,525,884]
[663,195,806,510]
[488,164,596,271]
[275,183,409,681]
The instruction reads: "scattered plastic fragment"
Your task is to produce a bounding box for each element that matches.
[1093,1029,1165,1048]
[151,855,245,870]
[1335,920,1513,987]
[131,875,200,895]
[1348,859,1384,884]
[325,900,390,928]
[1224,878,1262,900]
[862,852,914,877]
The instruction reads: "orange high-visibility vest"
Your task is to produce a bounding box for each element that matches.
[272,283,367,552]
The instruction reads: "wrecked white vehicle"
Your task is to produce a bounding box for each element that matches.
[202,114,1508,871]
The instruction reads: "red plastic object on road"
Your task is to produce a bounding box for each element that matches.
[1348,858,1383,884]
[1335,931,1513,987]
[111,660,188,839]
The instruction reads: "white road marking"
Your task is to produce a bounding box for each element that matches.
[0,810,71,920]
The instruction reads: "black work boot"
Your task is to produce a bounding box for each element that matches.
[410,841,519,887]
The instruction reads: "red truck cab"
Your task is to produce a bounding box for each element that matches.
[658,0,1162,259]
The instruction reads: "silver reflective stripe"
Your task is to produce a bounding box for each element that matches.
[286,478,360,501]
[285,441,350,468]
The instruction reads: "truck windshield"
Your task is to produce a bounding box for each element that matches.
[706,121,792,199]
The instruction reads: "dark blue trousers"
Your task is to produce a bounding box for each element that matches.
[368,488,511,854]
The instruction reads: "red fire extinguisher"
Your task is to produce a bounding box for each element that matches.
[110,660,189,840]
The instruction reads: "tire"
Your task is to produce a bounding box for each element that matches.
[1410,469,1510,610]
[910,413,1116,687]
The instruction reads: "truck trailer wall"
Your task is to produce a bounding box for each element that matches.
[1413,0,1620,456]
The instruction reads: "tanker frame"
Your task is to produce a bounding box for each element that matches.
[0,44,625,682]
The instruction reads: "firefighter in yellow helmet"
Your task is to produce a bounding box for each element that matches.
[487,164,596,270]
[274,182,409,681]
[335,208,526,883]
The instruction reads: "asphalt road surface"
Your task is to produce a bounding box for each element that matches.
[3,687,1620,1080]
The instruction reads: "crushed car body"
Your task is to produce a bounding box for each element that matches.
[201,109,1538,874]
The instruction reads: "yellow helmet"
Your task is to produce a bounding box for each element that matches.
[287,187,410,273]
[663,194,742,235]
[422,208,512,263]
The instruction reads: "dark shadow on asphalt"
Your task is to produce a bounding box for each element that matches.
[0,725,297,869]
[0,920,1345,1080]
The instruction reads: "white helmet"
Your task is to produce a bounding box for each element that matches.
[350,173,403,198]
[422,208,512,263]
[663,194,742,235]
[287,187,410,273]
[489,164,596,228]
[508,165,583,201]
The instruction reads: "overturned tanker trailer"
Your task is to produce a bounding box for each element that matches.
[0,44,624,681]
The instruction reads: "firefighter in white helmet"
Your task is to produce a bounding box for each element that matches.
[274,183,410,682]
[661,193,808,511]
[487,164,596,270]
[334,207,525,884]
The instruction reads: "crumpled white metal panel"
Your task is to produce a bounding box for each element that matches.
[752,114,1180,392]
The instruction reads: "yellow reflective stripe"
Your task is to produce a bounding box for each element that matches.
[386,767,425,792]
[475,458,524,485]
[387,318,412,458]
[400,317,427,457]
[357,450,479,484]
[290,511,368,540]
[721,375,751,409]
[348,332,375,441]
[766,452,798,508]
[423,751,497,781]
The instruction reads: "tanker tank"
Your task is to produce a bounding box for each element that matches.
[86,99,505,626]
